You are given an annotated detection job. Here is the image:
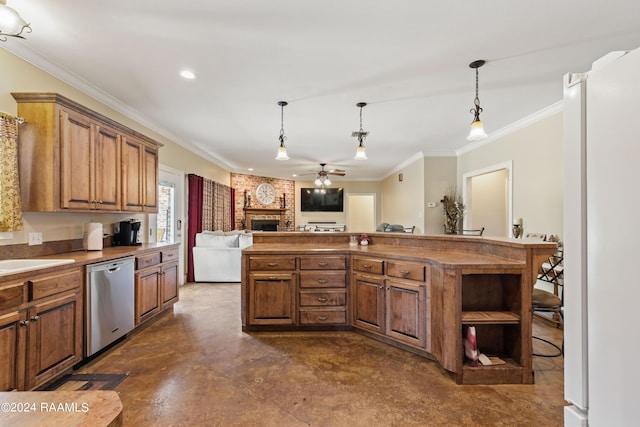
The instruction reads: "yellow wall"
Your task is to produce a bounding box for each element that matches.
[380,157,425,234]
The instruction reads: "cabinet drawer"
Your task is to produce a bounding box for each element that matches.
[0,282,26,311]
[386,260,427,282]
[29,268,82,300]
[353,257,384,275]
[161,248,179,263]
[136,252,161,270]
[249,256,296,271]
[299,308,346,325]
[300,256,346,270]
[299,271,346,288]
[300,290,346,307]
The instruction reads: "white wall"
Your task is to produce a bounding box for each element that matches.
[457,110,564,239]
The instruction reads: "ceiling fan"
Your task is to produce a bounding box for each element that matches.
[301,163,346,186]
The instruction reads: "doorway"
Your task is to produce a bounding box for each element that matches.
[347,194,376,233]
[157,165,186,285]
[462,161,512,237]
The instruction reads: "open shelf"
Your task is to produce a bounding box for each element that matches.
[461,310,520,324]
[461,358,523,385]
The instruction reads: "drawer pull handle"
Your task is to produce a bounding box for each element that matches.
[166,253,174,257]
[317,279,328,284]
[318,262,328,267]
[362,264,372,269]
[317,316,328,321]
[268,276,278,280]
[317,297,328,302]
[267,262,278,267]
[400,270,410,276]
[146,259,153,263]
[20,320,30,327]
[30,315,40,322]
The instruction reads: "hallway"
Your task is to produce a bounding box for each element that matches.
[79,282,565,426]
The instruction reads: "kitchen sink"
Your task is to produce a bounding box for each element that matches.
[0,259,75,276]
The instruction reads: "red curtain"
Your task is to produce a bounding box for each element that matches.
[187,174,204,282]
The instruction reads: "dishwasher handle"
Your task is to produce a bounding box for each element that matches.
[107,266,121,273]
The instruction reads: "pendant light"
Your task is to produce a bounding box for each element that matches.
[467,60,488,141]
[275,101,289,160]
[352,102,369,160]
[0,0,31,41]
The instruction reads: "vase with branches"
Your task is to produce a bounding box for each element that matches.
[442,186,465,234]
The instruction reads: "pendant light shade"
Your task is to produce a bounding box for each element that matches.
[0,0,30,41]
[352,102,369,160]
[275,101,289,160]
[467,60,488,141]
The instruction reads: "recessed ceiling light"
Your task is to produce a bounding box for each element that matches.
[292,174,297,177]
[180,70,196,80]
[248,168,254,171]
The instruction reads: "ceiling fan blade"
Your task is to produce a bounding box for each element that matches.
[328,172,346,176]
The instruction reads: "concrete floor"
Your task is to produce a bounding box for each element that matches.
[80,282,565,426]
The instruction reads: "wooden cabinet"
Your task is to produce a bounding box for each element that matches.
[12,92,159,213]
[122,135,158,212]
[25,291,83,390]
[299,255,348,326]
[0,309,27,391]
[59,109,121,210]
[134,246,180,326]
[248,273,296,325]
[352,256,429,350]
[0,267,82,391]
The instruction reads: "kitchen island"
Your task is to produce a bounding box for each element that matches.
[241,232,555,385]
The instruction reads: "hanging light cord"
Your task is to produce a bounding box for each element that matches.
[470,66,483,121]
[358,105,366,143]
[279,104,286,144]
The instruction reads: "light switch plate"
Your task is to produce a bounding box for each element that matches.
[28,232,43,245]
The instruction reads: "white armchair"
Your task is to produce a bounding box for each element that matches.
[192,231,253,282]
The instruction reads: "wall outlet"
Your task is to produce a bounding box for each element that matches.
[427,202,437,208]
[28,232,43,246]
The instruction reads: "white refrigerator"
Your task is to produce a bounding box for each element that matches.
[563,47,640,426]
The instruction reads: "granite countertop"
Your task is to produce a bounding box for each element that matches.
[0,391,122,426]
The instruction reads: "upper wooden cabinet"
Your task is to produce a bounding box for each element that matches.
[12,92,161,213]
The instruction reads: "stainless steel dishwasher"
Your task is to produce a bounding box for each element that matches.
[86,256,135,356]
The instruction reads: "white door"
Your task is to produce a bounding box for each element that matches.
[347,194,376,233]
[157,165,186,285]
[463,162,513,237]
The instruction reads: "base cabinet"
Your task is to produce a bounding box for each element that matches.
[26,292,83,390]
[135,247,180,326]
[248,273,296,325]
[352,257,429,351]
[0,267,83,391]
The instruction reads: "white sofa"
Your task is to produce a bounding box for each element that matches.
[192,231,253,282]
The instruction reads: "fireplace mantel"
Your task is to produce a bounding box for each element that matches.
[244,208,287,230]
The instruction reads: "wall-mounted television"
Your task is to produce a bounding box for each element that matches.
[300,188,344,212]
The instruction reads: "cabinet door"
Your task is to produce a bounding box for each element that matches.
[385,280,427,349]
[248,273,296,325]
[135,267,161,325]
[26,292,83,390]
[122,136,158,213]
[143,145,158,212]
[0,310,27,391]
[93,125,121,210]
[352,274,385,334]
[122,136,143,211]
[161,262,179,309]
[60,108,93,209]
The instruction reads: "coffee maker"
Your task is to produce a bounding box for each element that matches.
[115,220,141,246]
